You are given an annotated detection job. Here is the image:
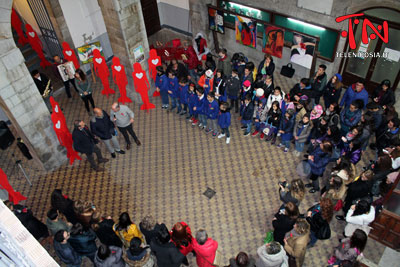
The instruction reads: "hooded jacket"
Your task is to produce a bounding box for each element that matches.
[340,84,369,108]
[90,110,115,140]
[256,244,288,267]
[192,238,218,267]
[94,246,125,267]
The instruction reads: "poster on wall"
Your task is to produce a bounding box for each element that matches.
[133,45,145,63]
[262,25,285,58]
[57,61,76,82]
[77,41,103,64]
[208,7,224,34]
[290,34,316,69]
[235,15,257,48]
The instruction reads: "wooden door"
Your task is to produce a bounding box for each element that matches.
[140,0,161,36]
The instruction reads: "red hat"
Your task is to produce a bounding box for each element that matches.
[243,80,251,87]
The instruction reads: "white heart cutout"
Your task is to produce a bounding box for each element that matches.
[54,105,59,113]
[151,59,159,65]
[55,121,61,129]
[135,73,143,79]
[65,50,72,56]
[114,65,121,72]
[28,32,35,37]
[95,58,102,64]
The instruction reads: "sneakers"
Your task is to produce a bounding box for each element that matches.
[116,150,125,154]
[191,119,198,125]
[98,158,109,163]
[198,123,203,128]
[226,137,231,144]
[244,131,250,136]
[240,125,247,130]
[186,115,192,120]
[277,143,284,148]
[218,133,226,138]
[111,153,116,158]
[284,148,289,153]
[260,133,265,139]
[252,130,259,137]
[212,132,217,137]
[205,128,212,133]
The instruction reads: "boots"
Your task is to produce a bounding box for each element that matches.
[271,134,277,145]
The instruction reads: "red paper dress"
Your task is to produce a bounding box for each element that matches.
[111,57,132,104]
[49,97,81,165]
[62,42,80,70]
[0,168,27,205]
[132,63,155,111]
[25,24,52,68]
[148,49,161,97]
[93,49,115,96]
[11,8,28,46]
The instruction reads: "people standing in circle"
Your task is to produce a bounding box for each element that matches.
[75,69,95,115]
[110,102,141,150]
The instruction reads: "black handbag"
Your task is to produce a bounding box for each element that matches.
[280,63,295,78]
[316,221,331,240]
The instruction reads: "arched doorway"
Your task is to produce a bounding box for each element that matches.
[340,7,400,93]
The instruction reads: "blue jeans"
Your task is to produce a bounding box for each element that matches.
[198,114,207,126]
[177,98,182,112]
[169,96,178,109]
[309,230,318,246]
[221,127,230,137]
[160,90,169,106]
[281,140,291,149]
[244,122,251,133]
[295,141,305,152]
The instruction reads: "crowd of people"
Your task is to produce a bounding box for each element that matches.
[13,40,400,267]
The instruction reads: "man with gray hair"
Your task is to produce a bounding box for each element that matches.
[110,103,141,150]
[192,229,218,266]
[256,241,288,267]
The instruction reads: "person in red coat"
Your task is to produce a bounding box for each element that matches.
[170,222,193,265]
[192,229,218,267]
[182,41,200,81]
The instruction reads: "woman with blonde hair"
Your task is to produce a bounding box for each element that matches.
[279,179,305,206]
[284,218,310,267]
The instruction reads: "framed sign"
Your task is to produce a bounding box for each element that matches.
[133,45,145,63]
[77,41,103,64]
[209,7,224,34]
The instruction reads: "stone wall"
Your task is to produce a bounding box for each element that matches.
[0,0,67,171]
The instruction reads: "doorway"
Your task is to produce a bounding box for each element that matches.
[341,8,400,93]
[140,0,161,36]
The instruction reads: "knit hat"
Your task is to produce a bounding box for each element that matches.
[243,80,251,87]
[335,73,342,82]
[387,172,399,183]
[205,69,213,78]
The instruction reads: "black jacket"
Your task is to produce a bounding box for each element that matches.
[257,59,275,77]
[150,240,184,267]
[225,75,241,97]
[95,219,123,247]
[140,222,163,245]
[372,86,395,107]
[33,73,51,95]
[68,229,97,255]
[273,212,295,245]
[72,126,97,154]
[241,102,255,121]
[90,111,115,140]
[13,204,49,240]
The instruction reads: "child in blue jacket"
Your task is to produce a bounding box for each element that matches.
[168,71,179,111]
[277,108,295,152]
[187,82,197,121]
[205,92,220,136]
[218,102,231,144]
[156,66,169,109]
[192,87,207,129]
[178,77,189,115]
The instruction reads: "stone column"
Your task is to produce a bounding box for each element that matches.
[0,1,67,171]
[189,0,215,49]
[97,0,150,102]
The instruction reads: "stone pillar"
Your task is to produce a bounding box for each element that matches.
[189,0,215,49]
[46,0,73,45]
[0,1,67,171]
[97,0,150,102]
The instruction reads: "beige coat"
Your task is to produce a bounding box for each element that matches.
[284,232,310,267]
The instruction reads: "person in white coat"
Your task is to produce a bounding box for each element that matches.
[344,200,375,237]
[256,241,288,267]
[266,87,285,112]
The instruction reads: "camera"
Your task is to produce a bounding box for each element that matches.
[279,181,287,188]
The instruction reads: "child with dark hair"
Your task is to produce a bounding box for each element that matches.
[125,237,154,266]
[218,102,232,144]
[193,87,207,129]
[168,71,179,111]
[229,251,256,267]
[94,243,125,267]
[205,92,220,136]
[342,139,363,165]
[241,94,255,136]
[226,69,241,113]
[178,77,189,115]
[264,101,282,143]
[277,108,295,152]
[306,140,333,193]
[187,82,198,121]
[156,66,170,109]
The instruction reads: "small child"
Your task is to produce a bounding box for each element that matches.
[218,102,231,144]
[266,86,284,111]
[46,208,72,235]
[198,69,214,95]
[240,80,253,115]
[252,96,267,138]
[280,94,295,115]
[187,82,197,121]
[265,101,282,143]
[168,71,179,111]
[241,94,255,136]
[193,87,207,129]
[226,69,241,113]
[277,108,295,152]
[155,66,169,109]
[214,69,227,103]
[294,113,312,157]
[178,77,189,115]
[205,92,220,136]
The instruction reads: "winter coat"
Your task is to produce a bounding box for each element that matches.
[284,232,310,267]
[323,81,342,105]
[308,147,330,176]
[226,75,241,99]
[13,205,49,240]
[192,238,218,267]
[94,219,123,248]
[273,212,296,245]
[140,223,163,245]
[257,59,275,77]
[293,121,312,143]
[295,108,307,124]
[194,94,207,115]
[306,211,329,238]
[279,116,295,141]
[94,245,126,267]
[372,86,395,107]
[344,206,375,236]
[266,108,282,128]
[310,72,327,97]
[241,102,255,121]
[340,107,362,133]
[72,126,97,154]
[179,84,189,104]
[183,45,200,70]
[217,56,232,77]
[156,74,169,92]
[340,84,369,108]
[218,110,231,129]
[46,218,71,236]
[113,223,144,247]
[256,243,288,267]
[266,93,284,112]
[344,180,372,208]
[198,75,214,95]
[263,81,275,99]
[377,127,400,150]
[68,229,97,255]
[341,146,362,165]
[54,241,82,266]
[168,76,179,97]
[90,111,115,140]
[333,238,362,262]
[289,83,313,101]
[206,100,219,119]
[150,240,184,267]
[170,221,193,256]
[125,248,155,267]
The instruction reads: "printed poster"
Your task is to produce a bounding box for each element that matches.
[290,34,316,69]
[57,61,75,82]
[262,25,285,58]
[133,45,145,63]
[77,41,103,64]
[235,15,257,48]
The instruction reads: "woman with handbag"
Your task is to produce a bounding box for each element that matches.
[272,202,299,245]
[283,219,310,267]
[306,198,333,247]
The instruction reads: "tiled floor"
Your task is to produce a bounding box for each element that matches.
[1,45,388,266]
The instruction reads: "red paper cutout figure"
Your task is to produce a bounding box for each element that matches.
[93,49,115,97]
[111,57,132,104]
[11,8,28,46]
[25,24,52,68]
[49,97,81,165]
[0,168,27,205]
[148,49,161,97]
[62,42,80,69]
[132,63,155,111]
